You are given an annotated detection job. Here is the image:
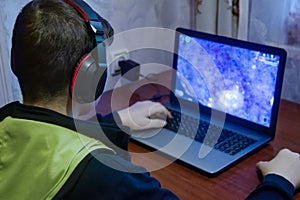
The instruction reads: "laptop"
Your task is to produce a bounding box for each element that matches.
[131,27,287,176]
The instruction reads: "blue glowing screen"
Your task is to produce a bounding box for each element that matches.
[175,34,281,127]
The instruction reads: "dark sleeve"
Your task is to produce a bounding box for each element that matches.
[91,112,131,160]
[246,174,295,200]
[96,112,130,151]
[97,112,123,127]
[55,152,179,200]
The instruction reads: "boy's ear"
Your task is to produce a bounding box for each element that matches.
[10,47,17,76]
[10,46,21,77]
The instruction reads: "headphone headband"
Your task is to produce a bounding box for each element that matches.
[64,0,113,45]
[64,0,111,103]
[64,0,89,22]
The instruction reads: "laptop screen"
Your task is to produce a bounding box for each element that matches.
[174,30,286,128]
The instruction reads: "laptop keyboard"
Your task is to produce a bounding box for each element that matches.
[165,109,257,156]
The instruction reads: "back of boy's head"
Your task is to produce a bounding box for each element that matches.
[11,0,95,103]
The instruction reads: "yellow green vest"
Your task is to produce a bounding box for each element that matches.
[0,117,112,200]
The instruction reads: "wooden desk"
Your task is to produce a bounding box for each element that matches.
[129,100,300,200]
[97,71,300,199]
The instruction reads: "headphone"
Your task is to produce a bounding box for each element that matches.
[65,0,114,103]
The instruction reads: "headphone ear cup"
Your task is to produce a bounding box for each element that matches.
[70,54,107,103]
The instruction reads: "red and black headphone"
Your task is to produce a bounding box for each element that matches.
[65,0,113,103]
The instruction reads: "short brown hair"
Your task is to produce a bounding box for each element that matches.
[11,0,95,103]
